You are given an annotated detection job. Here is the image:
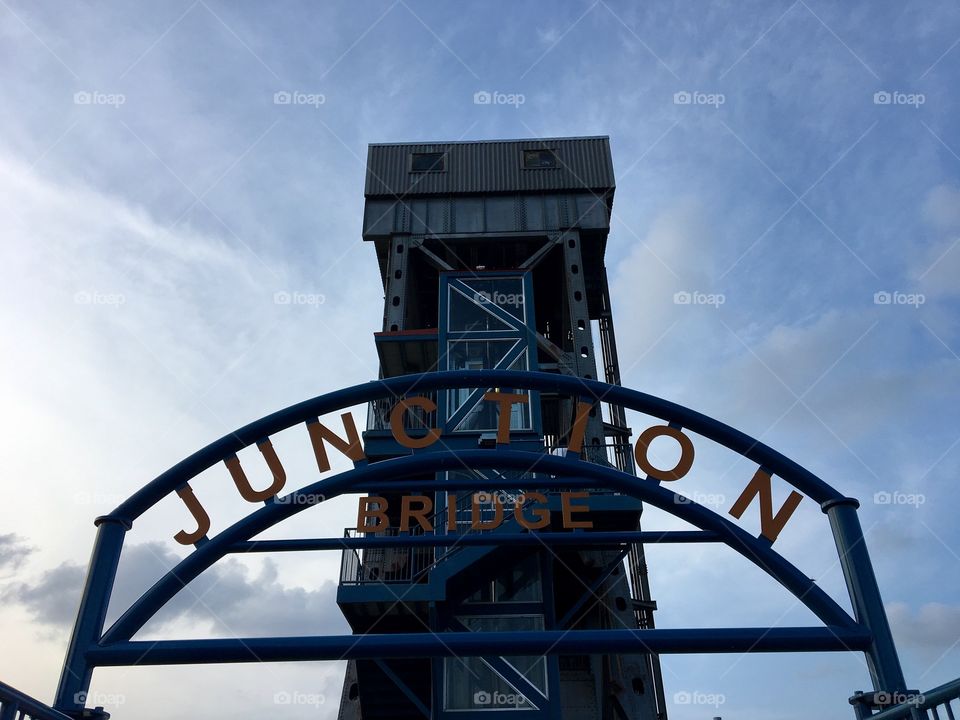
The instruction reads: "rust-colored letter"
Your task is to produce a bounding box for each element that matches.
[515,492,550,530]
[728,468,804,543]
[561,491,593,529]
[401,495,434,532]
[308,413,366,472]
[483,391,529,444]
[225,439,287,503]
[634,425,695,482]
[389,397,441,449]
[357,496,389,533]
[566,401,594,454]
[471,493,504,530]
[174,484,210,545]
[447,493,458,533]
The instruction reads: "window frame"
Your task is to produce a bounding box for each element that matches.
[410,151,447,173]
[520,148,558,170]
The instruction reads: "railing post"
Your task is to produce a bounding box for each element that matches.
[0,700,19,720]
[822,498,906,693]
[53,516,129,718]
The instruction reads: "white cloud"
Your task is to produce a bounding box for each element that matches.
[888,601,960,653]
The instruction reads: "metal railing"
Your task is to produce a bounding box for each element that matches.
[544,442,632,486]
[853,678,960,719]
[339,489,550,587]
[339,527,435,585]
[0,680,77,720]
[366,392,438,432]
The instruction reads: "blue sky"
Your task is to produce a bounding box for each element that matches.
[0,1,959,718]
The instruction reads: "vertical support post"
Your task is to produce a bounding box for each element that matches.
[561,230,604,457]
[54,516,129,717]
[384,234,409,332]
[0,700,19,720]
[598,270,635,474]
[822,498,906,692]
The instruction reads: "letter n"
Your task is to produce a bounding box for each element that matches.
[729,468,803,543]
[307,413,366,472]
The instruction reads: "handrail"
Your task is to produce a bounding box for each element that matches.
[858,677,960,719]
[0,680,77,720]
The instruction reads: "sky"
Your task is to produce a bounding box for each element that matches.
[0,1,959,718]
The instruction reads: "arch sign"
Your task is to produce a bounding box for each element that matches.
[53,370,912,718]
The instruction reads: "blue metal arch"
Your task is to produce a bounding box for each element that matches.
[108,369,844,525]
[101,448,856,644]
[54,370,907,716]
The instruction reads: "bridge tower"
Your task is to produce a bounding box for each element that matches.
[336,137,666,720]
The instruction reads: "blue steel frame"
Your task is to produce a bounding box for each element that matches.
[438,272,541,434]
[53,370,908,717]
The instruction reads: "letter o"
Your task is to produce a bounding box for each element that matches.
[634,425,695,482]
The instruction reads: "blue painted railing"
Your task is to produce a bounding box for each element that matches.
[0,680,76,720]
[853,678,960,719]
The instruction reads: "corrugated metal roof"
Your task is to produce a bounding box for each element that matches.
[364,136,615,198]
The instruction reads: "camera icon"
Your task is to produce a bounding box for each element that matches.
[274,91,292,105]
[273,691,292,705]
[474,90,492,105]
[273,291,291,305]
[874,91,891,105]
[74,91,92,105]
[874,291,891,305]
[673,691,692,704]
[673,291,692,305]
[73,691,87,704]
[673,91,691,105]
[873,491,892,505]
[473,690,492,705]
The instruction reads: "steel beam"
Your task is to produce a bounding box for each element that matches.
[824,498,907,692]
[86,627,873,666]
[228,531,721,553]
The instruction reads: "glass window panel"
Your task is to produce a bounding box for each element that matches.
[522,149,558,169]
[448,286,513,332]
[458,277,526,322]
[446,339,519,422]
[411,151,445,172]
[444,615,546,711]
[495,554,542,602]
[447,349,531,432]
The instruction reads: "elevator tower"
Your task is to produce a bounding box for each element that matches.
[336,137,666,720]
